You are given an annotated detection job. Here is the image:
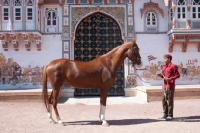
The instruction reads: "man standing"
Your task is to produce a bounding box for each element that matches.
[157,54,180,121]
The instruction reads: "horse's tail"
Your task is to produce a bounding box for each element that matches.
[42,65,49,111]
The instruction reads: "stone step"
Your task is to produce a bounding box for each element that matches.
[0,89,52,102]
[125,85,200,102]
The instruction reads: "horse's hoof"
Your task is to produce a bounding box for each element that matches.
[58,121,65,126]
[50,120,56,124]
[59,123,66,126]
[102,122,110,127]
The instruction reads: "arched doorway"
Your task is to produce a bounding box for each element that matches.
[74,12,124,96]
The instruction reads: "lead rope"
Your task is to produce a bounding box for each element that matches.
[136,73,158,83]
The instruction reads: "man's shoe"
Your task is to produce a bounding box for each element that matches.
[159,115,167,119]
[166,116,173,121]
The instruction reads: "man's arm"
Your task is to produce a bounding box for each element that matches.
[170,65,180,80]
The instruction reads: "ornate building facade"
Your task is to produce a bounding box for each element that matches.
[0,0,200,97]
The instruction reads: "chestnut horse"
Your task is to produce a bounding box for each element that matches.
[42,38,141,126]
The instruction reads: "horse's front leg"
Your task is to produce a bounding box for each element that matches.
[99,88,109,127]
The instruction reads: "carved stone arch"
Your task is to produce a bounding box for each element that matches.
[140,0,164,18]
[74,10,124,39]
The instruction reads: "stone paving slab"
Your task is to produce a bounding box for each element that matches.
[0,99,200,133]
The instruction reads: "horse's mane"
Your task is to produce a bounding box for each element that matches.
[101,44,123,58]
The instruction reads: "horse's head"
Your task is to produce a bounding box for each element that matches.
[126,38,141,66]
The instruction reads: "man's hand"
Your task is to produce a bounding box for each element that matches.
[157,73,162,77]
[164,77,171,81]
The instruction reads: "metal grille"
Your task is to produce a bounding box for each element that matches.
[109,0,116,3]
[74,13,124,96]
[94,0,102,3]
[122,0,129,3]
[67,0,74,3]
[192,21,200,29]
[146,27,157,32]
[177,21,186,28]
[80,0,87,3]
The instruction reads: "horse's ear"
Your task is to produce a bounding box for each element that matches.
[132,38,136,45]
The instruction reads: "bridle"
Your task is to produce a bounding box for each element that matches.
[129,43,141,66]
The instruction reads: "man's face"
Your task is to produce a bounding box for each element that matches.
[164,57,170,64]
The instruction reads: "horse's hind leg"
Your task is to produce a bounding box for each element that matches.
[51,85,64,125]
[47,92,56,124]
[99,88,109,127]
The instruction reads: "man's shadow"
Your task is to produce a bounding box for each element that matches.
[173,116,200,122]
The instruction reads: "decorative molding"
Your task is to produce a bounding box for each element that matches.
[169,34,176,52]
[140,0,164,18]
[168,34,200,52]
[187,20,191,29]
[88,0,92,4]
[75,0,79,4]
[172,6,176,12]
[10,34,18,51]
[130,0,134,4]
[182,35,189,52]
[104,0,108,4]
[34,34,42,51]
[135,32,167,34]
[198,43,200,52]
[22,34,31,51]
[187,6,190,11]
[172,20,176,29]
[0,34,8,51]
[2,41,8,51]
[117,0,121,4]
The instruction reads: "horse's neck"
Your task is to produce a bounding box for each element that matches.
[109,43,130,73]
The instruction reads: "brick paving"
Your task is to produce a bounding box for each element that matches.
[0,98,200,133]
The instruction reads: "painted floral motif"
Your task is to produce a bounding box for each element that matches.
[71,7,125,34]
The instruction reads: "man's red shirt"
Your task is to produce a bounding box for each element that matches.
[161,63,180,89]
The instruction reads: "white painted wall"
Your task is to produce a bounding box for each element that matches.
[0,35,62,89]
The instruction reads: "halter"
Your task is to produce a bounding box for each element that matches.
[129,42,141,66]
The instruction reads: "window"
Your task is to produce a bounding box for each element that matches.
[15,8,21,20]
[27,8,33,20]
[3,8,9,20]
[146,12,157,26]
[192,0,200,19]
[177,7,186,19]
[46,11,57,26]
[176,0,186,19]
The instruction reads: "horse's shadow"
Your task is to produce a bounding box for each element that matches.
[63,116,200,126]
[63,118,162,126]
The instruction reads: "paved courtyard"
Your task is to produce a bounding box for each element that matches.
[0,97,200,133]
